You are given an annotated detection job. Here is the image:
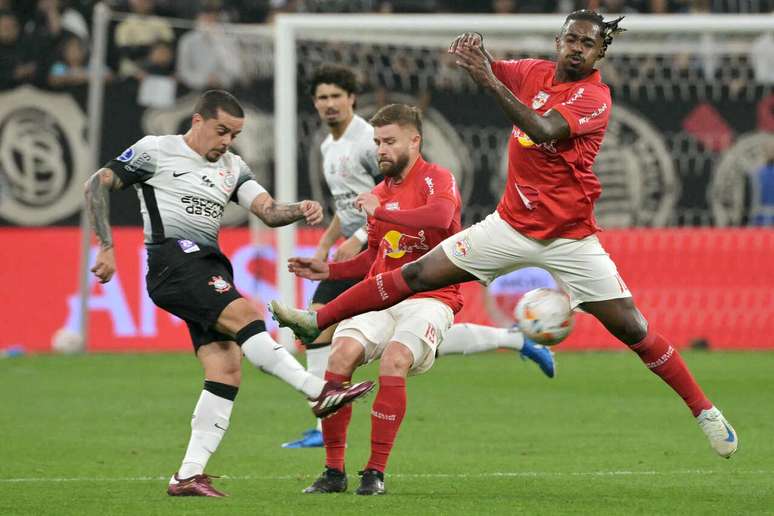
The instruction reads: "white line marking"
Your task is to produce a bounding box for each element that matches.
[1,470,769,484]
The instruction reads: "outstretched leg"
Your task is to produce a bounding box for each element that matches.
[439,323,555,378]
[216,298,373,417]
[581,297,737,458]
[270,246,475,343]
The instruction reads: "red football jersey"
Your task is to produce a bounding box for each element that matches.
[492,58,612,239]
[367,156,464,313]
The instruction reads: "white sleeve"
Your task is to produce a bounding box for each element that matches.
[231,155,267,208]
[236,179,267,209]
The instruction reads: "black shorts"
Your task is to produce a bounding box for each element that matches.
[146,239,242,350]
[311,278,360,305]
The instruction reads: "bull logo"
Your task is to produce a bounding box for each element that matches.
[382,229,429,259]
[512,126,535,148]
[531,91,550,110]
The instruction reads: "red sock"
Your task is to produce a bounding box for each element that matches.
[365,375,407,473]
[322,371,352,472]
[317,269,414,329]
[630,331,712,416]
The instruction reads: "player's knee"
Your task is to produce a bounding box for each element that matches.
[204,366,241,388]
[617,315,648,345]
[402,261,431,292]
[328,339,362,375]
[219,299,261,337]
[223,362,242,385]
[379,344,413,376]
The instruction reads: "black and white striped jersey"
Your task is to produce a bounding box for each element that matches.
[106,134,266,248]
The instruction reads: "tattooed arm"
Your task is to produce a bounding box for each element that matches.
[84,168,124,283]
[249,192,323,227]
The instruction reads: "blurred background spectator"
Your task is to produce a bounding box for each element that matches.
[47,30,113,89]
[21,0,89,85]
[113,0,173,78]
[48,33,90,87]
[0,10,36,90]
[176,1,242,91]
[136,39,176,106]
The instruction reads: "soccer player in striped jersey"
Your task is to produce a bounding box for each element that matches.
[84,90,374,497]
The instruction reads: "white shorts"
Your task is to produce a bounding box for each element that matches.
[333,298,454,376]
[440,211,631,309]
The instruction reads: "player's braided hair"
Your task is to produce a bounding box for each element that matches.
[564,9,626,58]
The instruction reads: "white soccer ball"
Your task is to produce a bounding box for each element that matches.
[51,328,85,354]
[514,288,574,346]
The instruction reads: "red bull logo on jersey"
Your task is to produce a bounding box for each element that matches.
[511,126,557,153]
[512,126,536,148]
[382,229,429,259]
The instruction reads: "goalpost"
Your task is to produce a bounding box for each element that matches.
[272,12,773,344]
[77,9,774,350]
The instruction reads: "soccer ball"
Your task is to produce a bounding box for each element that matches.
[514,288,574,346]
[51,328,85,354]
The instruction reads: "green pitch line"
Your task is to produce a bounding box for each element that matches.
[1,351,772,515]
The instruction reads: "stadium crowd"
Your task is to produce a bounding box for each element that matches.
[1,0,772,94]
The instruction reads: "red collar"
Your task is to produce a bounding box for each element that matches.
[546,63,602,92]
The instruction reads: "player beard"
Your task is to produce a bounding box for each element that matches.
[205,148,227,162]
[378,153,410,178]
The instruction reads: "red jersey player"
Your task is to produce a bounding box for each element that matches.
[287,104,463,495]
[271,10,738,461]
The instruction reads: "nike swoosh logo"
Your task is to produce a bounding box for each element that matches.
[172,171,191,177]
[723,422,735,442]
[214,423,227,431]
[272,345,283,351]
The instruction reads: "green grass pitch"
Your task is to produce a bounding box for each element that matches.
[2,350,773,515]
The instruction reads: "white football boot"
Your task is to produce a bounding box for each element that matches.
[696,406,738,458]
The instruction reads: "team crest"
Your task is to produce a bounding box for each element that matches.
[531,91,550,110]
[453,237,472,258]
[208,275,232,294]
[220,170,236,189]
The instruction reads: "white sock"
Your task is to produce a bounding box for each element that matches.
[438,324,524,356]
[241,332,325,399]
[305,345,331,379]
[305,345,330,430]
[176,390,233,480]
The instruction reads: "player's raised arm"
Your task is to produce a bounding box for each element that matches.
[84,167,124,283]
[249,192,323,227]
[448,32,494,64]
[453,43,570,144]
